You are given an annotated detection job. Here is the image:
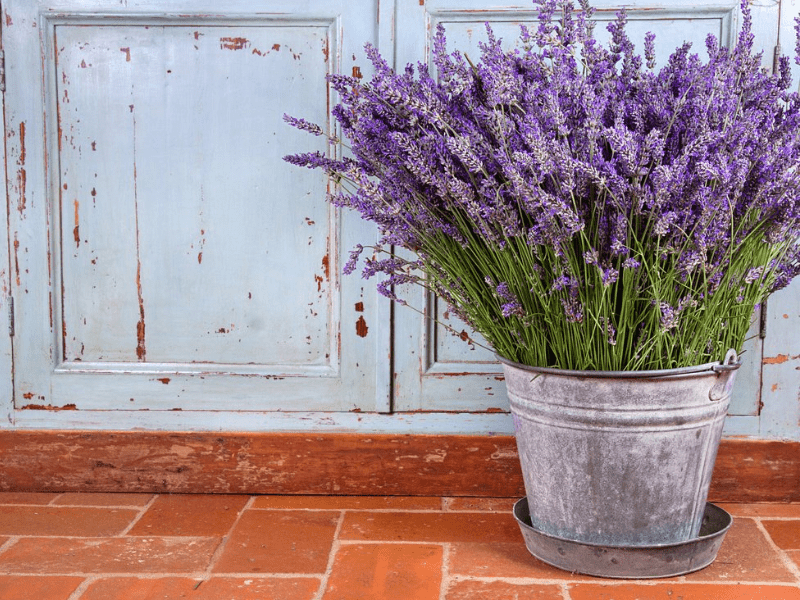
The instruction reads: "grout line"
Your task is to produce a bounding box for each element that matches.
[312,511,347,600]
[0,534,222,542]
[733,516,800,521]
[247,507,510,514]
[116,494,159,537]
[198,495,256,582]
[438,543,450,600]
[0,502,155,509]
[185,573,323,579]
[2,571,798,587]
[336,539,470,546]
[0,536,20,556]
[560,582,572,600]
[0,570,320,578]
[0,503,73,508]
[754,517,800,583]
[438,576,800,587]
[65,575,97,600]
[719,511,800,521]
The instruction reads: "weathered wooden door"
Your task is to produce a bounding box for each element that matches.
[1,0,797,439]
[2,0,389,428]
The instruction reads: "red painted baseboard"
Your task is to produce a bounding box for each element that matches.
[0,432,797,501]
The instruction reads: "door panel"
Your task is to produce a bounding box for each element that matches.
[5,0,387,415]
[57,22,336,368]
[393,0,773,414]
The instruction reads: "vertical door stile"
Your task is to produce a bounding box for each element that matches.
[376,0,397,414]
[0,3,14,426]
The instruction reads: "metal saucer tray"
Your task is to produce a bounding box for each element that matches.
[513,497,733,579]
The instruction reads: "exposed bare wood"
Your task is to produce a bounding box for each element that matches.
[0,432,796,501]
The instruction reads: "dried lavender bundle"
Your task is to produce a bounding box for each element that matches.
[285,0,800,370]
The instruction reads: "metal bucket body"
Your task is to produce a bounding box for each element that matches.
[500,353,740,547]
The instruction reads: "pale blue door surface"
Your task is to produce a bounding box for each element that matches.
[1,0,389,428]
[1,0,797,439]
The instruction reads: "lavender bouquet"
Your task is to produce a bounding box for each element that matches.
[285,0,800,371]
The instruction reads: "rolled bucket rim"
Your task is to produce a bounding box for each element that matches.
[496,350,741,380]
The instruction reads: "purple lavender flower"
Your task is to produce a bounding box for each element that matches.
[560,296,584,324]
[343,244,365,275]
[282,114,324,136]
[284,0,800,370]
[659,302,678,331]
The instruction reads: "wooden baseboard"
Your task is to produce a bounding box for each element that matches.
[0,431,797,501]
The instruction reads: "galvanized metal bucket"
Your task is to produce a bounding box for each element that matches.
[499,350,740,548]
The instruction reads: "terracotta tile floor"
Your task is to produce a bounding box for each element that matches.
[0,493,799,600]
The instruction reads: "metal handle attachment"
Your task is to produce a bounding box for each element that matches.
[709,349,739,401]
[711,349,740,373]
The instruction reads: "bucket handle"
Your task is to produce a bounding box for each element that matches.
[709,349,739,401]
[711,349,739,373]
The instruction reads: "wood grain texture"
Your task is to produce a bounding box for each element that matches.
[0,432,797,501]
[0,432,524,496]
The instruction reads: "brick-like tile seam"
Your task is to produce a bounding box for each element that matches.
[435,575,800,588]
[117,494,159,536]
[447,576,578,585]
[755,518,800,583]
[337,540,462,546]
[559,582,571,600]
[53,498,154,509]
[197,495,256,582]
[253,507,495,514]
[442,498,519,512]
[65,574,213,600]
[438,543,451,600]
[311,510,347,600]
[0,536,19,557]
[66,575,96,600]
[565,581,800,592]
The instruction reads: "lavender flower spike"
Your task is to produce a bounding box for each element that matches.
[284,0,800,371]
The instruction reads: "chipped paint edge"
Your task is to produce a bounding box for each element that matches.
[0,408,796,440]
[0,48,12,426]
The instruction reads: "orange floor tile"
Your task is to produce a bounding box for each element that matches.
[0,493,798,600]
